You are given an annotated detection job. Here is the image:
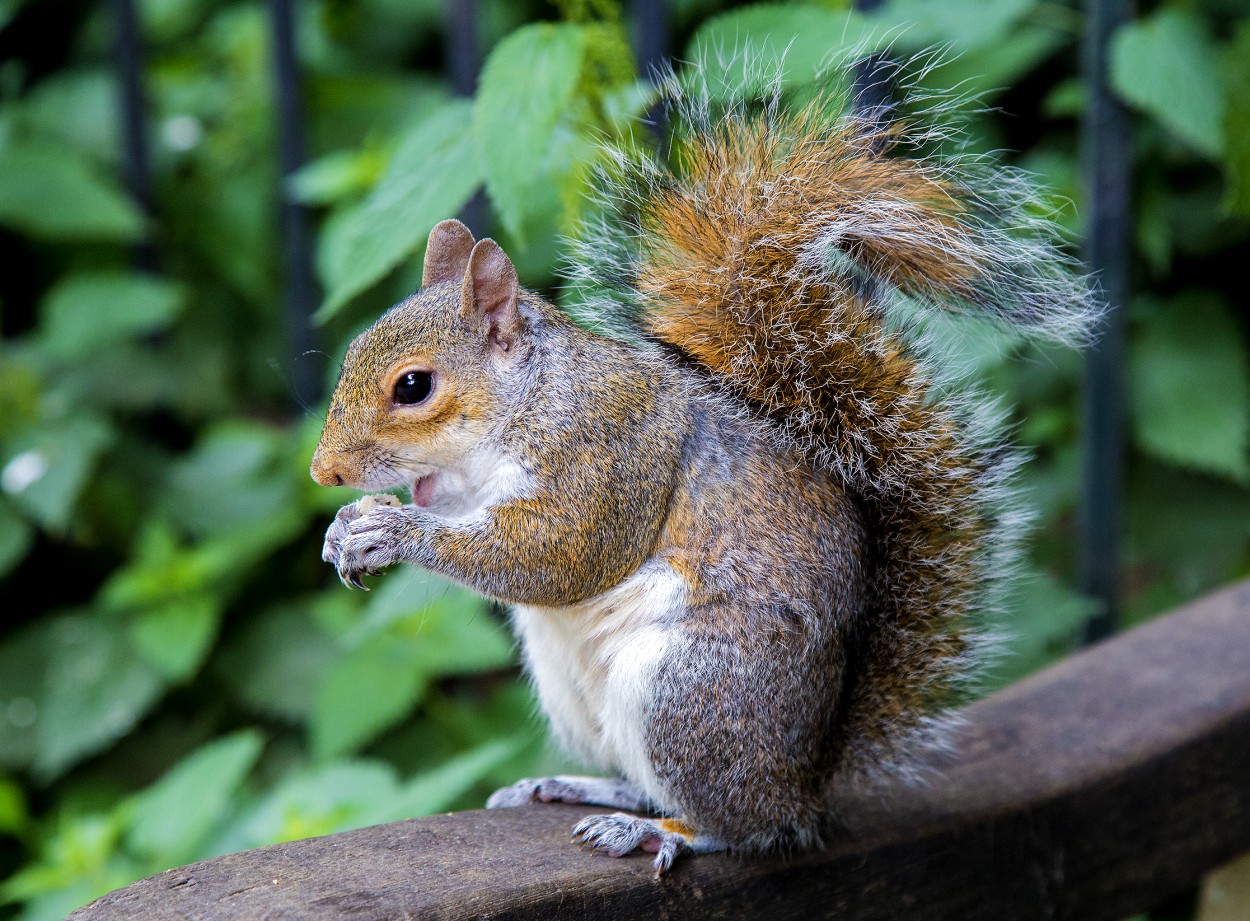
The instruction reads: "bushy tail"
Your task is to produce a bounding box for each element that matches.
[567,61,1097,781]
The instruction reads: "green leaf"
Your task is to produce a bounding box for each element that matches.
[985,570,1097,691]
[125,730,263,863]
[1,412,114,534]
[0,497,34,579]
[308,573,510,758]
[0,144,144,241]
[128,596,222,682]
[871,0,1038,51]
[0,808,134,910]
[39,272,185,361]
[316,100,484,320]
[310,636,427,760]
[1129,294,1250,483]
[212,760,402,854]
[345,572,512,676]
[1111,9,1225,158]
[688,6,877,92]
[0,774,28,836]
[289,149,386,205]
[36,615,167,781]
[17,70,120,166]
[0,624,45,772]
[159,421,302,544]
[360,736,523,824]
[1223,22,1250,216]
[215,601,340,723]
[473,22,586,241]
[1127,460,1250,608]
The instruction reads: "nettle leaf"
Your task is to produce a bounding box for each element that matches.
[159,421,303,545]
[358,737,523,825]
[1223,22,1250,216]
[289,148,386,205]
[688,6,877,93]
[1127,459,1250,604]
[871,0,1038,50]
[473,22,587,242]
[0,774,27,836]
[31,614,166,782]
[2,412,115,534]
[316,99,483,321]
[0,144,144,241]
[125,730,263,864]
[215,601,340,724]
[985,569,1097,691]
[310,635,427,761]
[309,574,509,759]
[39,272,185,361]
[128,596,222,683]
[0,497,34,579]
[1111,9,1225,159]
[346,572,510,676]
[18,69,120,166]
[1129,294,1250,484]
[342,568,481,643]
[212,760,402,855]
[0,624,49,771]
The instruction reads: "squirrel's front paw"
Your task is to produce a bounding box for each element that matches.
[324,499,411,589]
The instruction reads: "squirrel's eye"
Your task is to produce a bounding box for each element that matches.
[393,371,433,405]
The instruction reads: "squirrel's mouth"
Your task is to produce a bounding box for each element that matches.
[411,473,438,508]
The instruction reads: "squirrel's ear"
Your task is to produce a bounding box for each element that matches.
[461,239,522,352]
[422,219,476,287]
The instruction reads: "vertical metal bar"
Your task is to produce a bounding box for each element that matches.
[445,0,485,237]
[267,0,320,407]
[110,0,156,272]
[1080,0,1132,642]
[633,0,668,78]
[851,0,893,148]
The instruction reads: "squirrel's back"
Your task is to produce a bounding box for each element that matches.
[569,63,1098,782]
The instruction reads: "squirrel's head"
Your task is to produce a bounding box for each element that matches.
[311,219,539,496]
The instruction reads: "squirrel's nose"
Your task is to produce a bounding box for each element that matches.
[310,451,346,487]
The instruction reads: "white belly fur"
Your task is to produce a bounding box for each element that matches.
[510,560,687,811]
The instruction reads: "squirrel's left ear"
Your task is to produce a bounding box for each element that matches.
[461,239,522,352]
[423,219,476,287]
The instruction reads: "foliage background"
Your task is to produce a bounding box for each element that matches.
[0,0,1247,917]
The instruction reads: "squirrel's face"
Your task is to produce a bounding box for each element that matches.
[310,220,534,498]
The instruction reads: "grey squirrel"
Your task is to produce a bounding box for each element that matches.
[310,63,1096,875]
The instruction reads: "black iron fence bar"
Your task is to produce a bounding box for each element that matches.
[634,0,668,78]
[1080,0,1131,642]
[445,0,486,237]
[110,0,156,272]
[266,0,321,407]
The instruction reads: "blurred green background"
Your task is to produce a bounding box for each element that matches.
[0,0,1247,917]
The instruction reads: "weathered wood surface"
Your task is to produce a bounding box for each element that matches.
[72,580,1250,920]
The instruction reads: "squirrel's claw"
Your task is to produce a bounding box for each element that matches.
[569,813,693,878]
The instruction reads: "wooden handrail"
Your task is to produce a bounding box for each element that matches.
[71,580,1250,920]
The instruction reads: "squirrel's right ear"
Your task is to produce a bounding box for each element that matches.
[422,219,476,287]
[461,239,521,353]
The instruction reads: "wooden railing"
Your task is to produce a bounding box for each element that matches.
[70,580,1250,920]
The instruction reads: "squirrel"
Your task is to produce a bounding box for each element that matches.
[310,63,1096,875]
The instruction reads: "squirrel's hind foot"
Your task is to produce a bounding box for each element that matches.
[570,813,724,878]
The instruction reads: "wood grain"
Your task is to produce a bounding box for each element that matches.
[70,579,1250,920]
